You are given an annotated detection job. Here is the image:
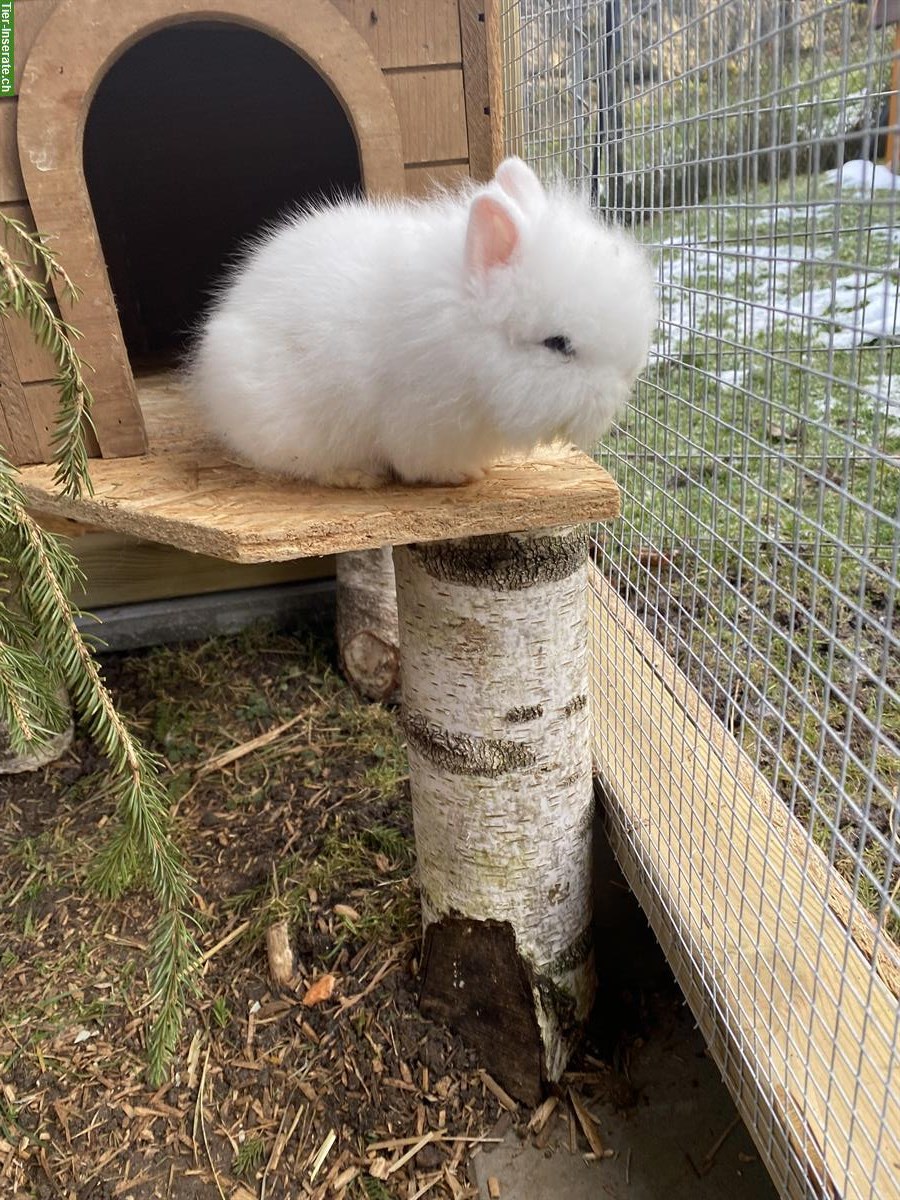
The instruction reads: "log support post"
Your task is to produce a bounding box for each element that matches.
[335,547,401,704]
[393,525,595,1105]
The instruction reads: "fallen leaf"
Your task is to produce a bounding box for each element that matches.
[302,973,336,1007]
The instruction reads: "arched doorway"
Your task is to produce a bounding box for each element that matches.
[18,0,404,456]
[83,22,363,366]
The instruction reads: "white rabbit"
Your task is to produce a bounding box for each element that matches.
[186,157,657,488]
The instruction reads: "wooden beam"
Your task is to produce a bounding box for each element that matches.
[458,0,504,180]
[885,22,900,171]
[588,566,900,1200]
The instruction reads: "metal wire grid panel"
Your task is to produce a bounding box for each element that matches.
[500,2,900,1196]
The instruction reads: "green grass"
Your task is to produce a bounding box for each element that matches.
[597,174,900,942]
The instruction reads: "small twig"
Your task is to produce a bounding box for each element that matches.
[182,712,309,806]
[195,1044,227,1200]
[366,1134,502,1152]
[701,1114,741,1174]
[386,1131,437,1176]
[337,949,400,1011]
[200,919,251,965]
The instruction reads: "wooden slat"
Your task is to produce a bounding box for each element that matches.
[588,566,900,1200]
[0,100,26,201]
[458,0,504,180]
[385,68,468,164]
[0,319,42,463]
[404,161,469,196]
[333,0,461,68]
[0,201,58,384]
[60,531,334,609]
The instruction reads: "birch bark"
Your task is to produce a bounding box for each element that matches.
[335,547,401,703]
[393,525,595,1102]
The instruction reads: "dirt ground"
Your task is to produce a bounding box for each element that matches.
[0,623,670,1200]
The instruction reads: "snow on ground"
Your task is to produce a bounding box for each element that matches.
[825,159,900,191]
[653,175,900,425]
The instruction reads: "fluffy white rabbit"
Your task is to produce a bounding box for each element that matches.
[186,157,657,487]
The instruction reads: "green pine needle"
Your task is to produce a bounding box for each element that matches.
[0,216,96,500]
[0,212,200,1084]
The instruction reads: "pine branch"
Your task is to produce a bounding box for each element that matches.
[0,215,96,500]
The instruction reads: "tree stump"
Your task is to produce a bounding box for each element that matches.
[0,687,73,774]
[393,525,595,1105]
[335,547,401,703]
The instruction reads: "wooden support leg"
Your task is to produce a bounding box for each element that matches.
[335,548,401,703]
[393,526,595,1105]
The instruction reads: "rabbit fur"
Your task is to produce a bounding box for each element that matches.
[186,157,658,487]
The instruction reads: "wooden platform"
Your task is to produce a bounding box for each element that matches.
[18,372,621,564]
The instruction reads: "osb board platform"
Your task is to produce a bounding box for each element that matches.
[18,372,621,564]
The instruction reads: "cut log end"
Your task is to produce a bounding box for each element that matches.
[341,630,400,703]
[0,724,73,774]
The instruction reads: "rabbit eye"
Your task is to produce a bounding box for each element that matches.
[542,334,575,358]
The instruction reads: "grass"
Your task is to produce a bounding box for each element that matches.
[596,171,900,943]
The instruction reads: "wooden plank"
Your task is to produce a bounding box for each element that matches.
[588,567,900,1200]
[458,0,504,180]
[0,201,59,383]
[885,22,900,170]
[0,100,26,201]
[63,531,334,609]
[404,161,469,196]
[0,319,42,463]
[332,0,461,68]
[19,442,621,565]
[384,68,468,164]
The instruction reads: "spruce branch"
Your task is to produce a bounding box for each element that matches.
[0,215,96,500]
[0,216,200,1083]
[2,475,199,1081]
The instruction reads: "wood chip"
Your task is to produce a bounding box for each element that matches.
[368,1155,391,1180]
[333,903,361,921]
[527,1095,558,1134]
[487,1177,501,1199]
[302,973,336,1007]
[266,919,295,989]
[308,1128,336,1183]
[479,1072,518,1113]
[568,1089,605,1159]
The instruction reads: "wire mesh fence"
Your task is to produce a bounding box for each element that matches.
[500,1,900,1196]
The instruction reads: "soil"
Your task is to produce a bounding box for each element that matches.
[0,624,663,1200]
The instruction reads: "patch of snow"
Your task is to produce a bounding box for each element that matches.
[825,159,900,192]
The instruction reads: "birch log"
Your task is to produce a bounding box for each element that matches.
[0,688,73,773]
[393,525,595,1105]
[335,547,401,703]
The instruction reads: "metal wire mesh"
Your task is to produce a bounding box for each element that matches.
[500,2,900,1196]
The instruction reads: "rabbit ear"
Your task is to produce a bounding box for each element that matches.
[464,191,522,277]
[494,156,546,216]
